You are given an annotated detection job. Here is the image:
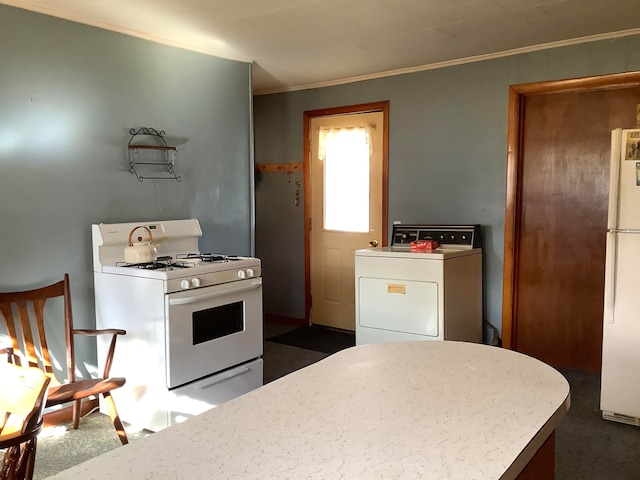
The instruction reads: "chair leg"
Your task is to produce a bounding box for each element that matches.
[24,438,37,480]
[2,446,18,479]
[102,391,129,445]
[72,399,82,429]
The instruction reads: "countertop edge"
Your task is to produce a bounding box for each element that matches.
[500,391,571,480]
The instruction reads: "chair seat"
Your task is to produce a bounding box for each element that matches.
[0,420,43,449]
[0,363,50,480]
[47,377,126,405]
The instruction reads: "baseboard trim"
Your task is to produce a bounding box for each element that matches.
[264,313,308,328]
[43,398,99,427]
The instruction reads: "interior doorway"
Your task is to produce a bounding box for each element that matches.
[502,72,640,372]
[303,102,389,330]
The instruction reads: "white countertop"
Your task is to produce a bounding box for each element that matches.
[47,341,570,480]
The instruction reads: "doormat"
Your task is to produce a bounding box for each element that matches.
[266,325,355,355]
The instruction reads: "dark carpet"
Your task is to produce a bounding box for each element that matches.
[555,368,640,480]
[266,324,355,354]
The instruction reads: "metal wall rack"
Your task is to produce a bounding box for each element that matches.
[128,127,181,181]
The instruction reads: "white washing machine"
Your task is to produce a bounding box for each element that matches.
[355,224,483,345]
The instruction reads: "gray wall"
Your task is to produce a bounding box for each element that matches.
[0,5,253,377]
[254,35,640,339]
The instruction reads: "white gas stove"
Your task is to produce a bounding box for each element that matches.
[93,219,261,290]
[92,219,263,432]
[99,255,261,294]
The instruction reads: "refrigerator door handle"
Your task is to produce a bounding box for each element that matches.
[607,129,622,231]
[604,231,617,324]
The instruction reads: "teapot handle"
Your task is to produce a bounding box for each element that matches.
[128,226,153,246]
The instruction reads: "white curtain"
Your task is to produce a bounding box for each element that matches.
[317,125,373,161]
[317,125,374,232]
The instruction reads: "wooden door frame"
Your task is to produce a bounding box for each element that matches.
[303,101,390,323]
[502,71,640,349]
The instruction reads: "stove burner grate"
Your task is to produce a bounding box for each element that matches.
[117,256,195,270]
[176,253,240,263]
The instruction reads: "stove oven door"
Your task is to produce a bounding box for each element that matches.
[165,277,263,389]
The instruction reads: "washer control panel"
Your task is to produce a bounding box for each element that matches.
[392,224,482,248]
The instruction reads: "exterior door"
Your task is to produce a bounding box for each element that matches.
[304,103,388,331]
[503,74,640,372]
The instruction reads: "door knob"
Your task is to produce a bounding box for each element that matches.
[369,240,379,247]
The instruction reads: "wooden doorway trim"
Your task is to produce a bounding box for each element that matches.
[303,101,390,322]
[502,71,640,349]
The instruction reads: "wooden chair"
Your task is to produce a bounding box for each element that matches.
[0,274,129,445]
[0,358,51,480]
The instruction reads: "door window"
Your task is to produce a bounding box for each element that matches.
[318,127,372,233]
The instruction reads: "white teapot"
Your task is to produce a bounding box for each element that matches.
[124,226,158,264]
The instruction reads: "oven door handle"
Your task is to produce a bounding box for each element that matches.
[168,278,262,305]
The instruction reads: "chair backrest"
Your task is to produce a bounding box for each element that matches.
[0,362,51,436]
[0,274,75,385]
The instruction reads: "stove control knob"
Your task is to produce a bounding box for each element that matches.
[237,270,246,279]
[246,268,254,278]
[191,278,201,288]
[180,279,191,289]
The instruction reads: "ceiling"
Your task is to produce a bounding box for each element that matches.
[3,0,640,94]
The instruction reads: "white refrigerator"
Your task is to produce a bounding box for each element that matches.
[601,128,640,426]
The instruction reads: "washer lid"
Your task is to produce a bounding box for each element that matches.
[355,246,481,259]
